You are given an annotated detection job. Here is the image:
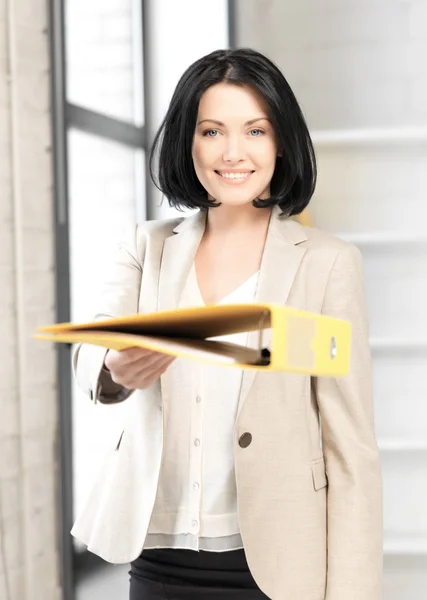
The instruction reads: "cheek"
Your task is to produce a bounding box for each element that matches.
[253,139,277,169]
[192,139,209,169]
[192,143,216,193]
[193,137,224,171]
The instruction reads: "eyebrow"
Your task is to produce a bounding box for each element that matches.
[197,117,270,126]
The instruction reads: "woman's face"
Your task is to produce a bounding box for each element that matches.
[192,82,278,207]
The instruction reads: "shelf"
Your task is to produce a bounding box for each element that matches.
[336,232,427,247]
[378,440,427,452]
[312,127,427,149]
[370,339,427,354]
[384,536,427,556]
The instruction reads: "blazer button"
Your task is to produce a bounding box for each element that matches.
[239,432,252,448]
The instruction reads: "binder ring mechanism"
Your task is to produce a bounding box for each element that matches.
[257,309,271,366]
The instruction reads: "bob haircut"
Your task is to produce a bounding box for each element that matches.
[149,48,316,216]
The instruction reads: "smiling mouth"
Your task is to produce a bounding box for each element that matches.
[215,171,254,182]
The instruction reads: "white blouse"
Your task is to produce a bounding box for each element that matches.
[144,263,259,552]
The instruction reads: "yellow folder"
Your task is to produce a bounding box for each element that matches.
[35,303,351,377]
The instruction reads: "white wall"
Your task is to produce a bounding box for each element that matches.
[235,0,427,130]
[0,0,60,598]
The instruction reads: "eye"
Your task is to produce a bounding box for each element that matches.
[249,128,264,137]
[203,129,219,137]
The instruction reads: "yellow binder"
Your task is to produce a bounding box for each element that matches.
[35,303,351,377]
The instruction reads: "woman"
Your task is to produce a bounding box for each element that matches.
[72,48,383,600]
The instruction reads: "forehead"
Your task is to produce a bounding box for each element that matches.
[197,82,269,120]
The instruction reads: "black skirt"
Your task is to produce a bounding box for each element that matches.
[129,548,271,599]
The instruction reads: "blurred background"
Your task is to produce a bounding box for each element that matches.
[0,0,426,599]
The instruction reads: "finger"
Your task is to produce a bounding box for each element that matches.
[120,346,175,364]
[127,355,174,388]
[134,357,173,388]
[107,347,166,371]
[111,352,175,386]
[127,352,175,379]
[116,347,160,364]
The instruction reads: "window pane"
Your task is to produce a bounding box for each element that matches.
[67,129,145,526]
[65,0,144,124]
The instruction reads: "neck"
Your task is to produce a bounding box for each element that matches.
[206,203,273,236]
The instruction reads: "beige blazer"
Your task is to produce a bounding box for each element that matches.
[72,206,383,600]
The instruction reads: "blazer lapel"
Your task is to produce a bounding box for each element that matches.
[157,210,206,312]
[237,207,308,417]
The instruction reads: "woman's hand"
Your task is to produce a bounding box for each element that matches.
[104,348,175,389]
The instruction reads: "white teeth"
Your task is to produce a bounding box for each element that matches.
[219,172,251,179]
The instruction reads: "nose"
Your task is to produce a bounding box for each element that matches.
[222,134,245,163]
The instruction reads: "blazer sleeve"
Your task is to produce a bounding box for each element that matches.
[313,244,383,600]
[72,225,145,404]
